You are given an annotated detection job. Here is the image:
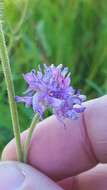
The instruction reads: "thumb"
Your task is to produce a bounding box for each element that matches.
[0,161,63,190]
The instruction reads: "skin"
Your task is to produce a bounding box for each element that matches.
[1,95,107,189]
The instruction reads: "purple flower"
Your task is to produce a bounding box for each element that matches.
[15,64,86,120]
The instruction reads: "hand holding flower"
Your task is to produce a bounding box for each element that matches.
[1,95,107,190]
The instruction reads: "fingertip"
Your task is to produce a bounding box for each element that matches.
[0,161,24,190]
[0,161,63,190]
[1,130,27,161]
[1,140,16,161]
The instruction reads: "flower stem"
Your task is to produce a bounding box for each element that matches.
[0,4,23,161]
[23,114,39,163]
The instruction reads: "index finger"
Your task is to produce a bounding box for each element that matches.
[2,95,107,180]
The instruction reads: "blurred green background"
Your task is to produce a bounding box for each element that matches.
[0,0,107,153]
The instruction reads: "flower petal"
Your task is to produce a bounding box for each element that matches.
[15,96,32,107]
[32,93,44,118]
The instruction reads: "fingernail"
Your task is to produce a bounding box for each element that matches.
[0,161,25,190]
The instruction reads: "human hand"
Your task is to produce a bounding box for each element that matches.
[1,95,107,190]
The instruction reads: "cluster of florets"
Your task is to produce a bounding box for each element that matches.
[15,64,86,120]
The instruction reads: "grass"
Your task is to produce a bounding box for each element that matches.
[0,0,107,153]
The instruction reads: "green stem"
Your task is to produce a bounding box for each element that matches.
[13,0,29,35]
[0,23,23,161]
[23,114,39,163]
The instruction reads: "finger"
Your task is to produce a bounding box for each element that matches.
[2,95,107,180]
[0,161,63,190]
[58,164,107,190]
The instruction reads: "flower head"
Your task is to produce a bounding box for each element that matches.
[15,64,86,120]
